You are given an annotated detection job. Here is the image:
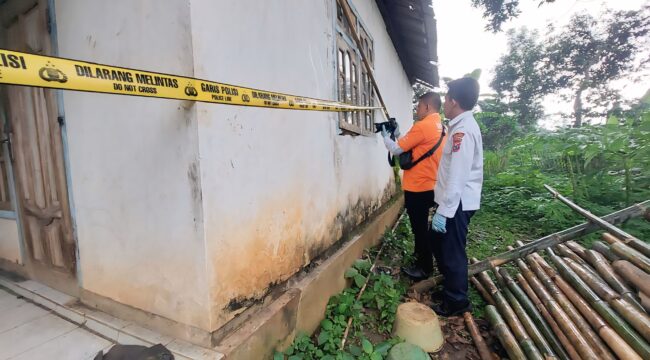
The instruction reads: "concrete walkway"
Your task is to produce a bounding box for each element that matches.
[0,287,111,360]
[0,279,220,360]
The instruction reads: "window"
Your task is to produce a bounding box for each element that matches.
[336,2,375,135]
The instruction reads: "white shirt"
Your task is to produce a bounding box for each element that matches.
[434,111,483,218]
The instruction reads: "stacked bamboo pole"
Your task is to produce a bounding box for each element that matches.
[475,198,650,359]
[411,200,649,293]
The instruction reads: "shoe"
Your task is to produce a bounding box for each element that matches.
[431,300,472,317]
[401,266,431,281]
[429,289,444,303]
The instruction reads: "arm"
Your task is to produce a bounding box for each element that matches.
[383,136,404,156]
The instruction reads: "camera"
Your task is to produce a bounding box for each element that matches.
[374,117,398,136]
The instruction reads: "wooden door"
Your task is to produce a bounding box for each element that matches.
[0,0,76,280]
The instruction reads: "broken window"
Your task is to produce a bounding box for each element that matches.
[336,3,375,136]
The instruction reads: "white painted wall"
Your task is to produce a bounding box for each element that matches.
[51,0,413,333]
[189,0,412,330]
[54,0,211,330]
[0,218,21,264]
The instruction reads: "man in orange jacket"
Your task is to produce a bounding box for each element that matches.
[382,92,446,280]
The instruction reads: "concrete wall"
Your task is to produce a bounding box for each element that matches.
[0,218,21,264]
[188,0,412,330]
[54,0,211,330]
[50,0,412,333]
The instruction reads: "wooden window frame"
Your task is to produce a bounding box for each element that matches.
[336,2,375,136]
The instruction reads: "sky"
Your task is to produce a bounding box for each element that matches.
[433,0,650,128]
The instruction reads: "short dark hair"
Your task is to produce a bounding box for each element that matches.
[447,78,480,110]
[418,91,442,111]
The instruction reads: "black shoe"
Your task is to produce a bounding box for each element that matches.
[429,289,444,303]
[431,300,472,317]
[401,266,431,281]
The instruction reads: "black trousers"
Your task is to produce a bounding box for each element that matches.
[432,201,475,306]
[404,190,435,274]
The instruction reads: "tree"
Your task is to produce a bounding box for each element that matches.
[471,0,556,32]
[491,28,550,128]
[475,98,521,150]
[545,8,650,127]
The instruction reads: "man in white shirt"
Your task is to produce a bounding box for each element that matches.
[430,77,483,317]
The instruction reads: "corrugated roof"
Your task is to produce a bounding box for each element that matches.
[375,0,439,87]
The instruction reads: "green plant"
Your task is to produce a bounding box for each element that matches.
[361,273,406,334]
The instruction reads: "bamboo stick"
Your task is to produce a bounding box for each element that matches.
[537,254,643,360]
[565,241,589,261]
[542,265,641,360]
[508,246,581,360]
[603,233,650,273]
[490,265,557,360]
[641,292,650,313]
[516,256,598,359]
[410,200,649,293]
[584,251,643,310]
[486,305,526,360]
[471,276,496,306]
[603,231,650,259]
[464,311,493,360]
[564,256,650,342]
[613,260,650,295]
[544,184,650,257]
[499,268,569,360]
[527,253,615,360]
[591,240,621,262]
[546,248,650,358]
[475,266,544,360]
[555,244,602,280]
[515,271,581,360]
[556,243,588,266]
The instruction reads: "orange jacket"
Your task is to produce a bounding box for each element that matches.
[397,113,445,192]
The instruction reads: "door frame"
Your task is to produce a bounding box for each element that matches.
[47,0,81,287]
[0,0,80,296]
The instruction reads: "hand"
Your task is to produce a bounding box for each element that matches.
[431,212,447,233]
[380,124,389,138]
[393,123,401,139]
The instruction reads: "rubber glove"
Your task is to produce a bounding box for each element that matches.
[431,212,447,233]
[380,125,389,138]
[393,123,401,139]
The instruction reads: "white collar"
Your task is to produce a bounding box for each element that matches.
[448,111,473,127]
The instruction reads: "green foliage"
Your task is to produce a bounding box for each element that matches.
[381,217,415,266]
[477,111,650,240]
[476,99,522,151]
[470,0,557,32]
[492,7,650,127]
[491,28,549,128]
[277,221,412,359]
[361,274,407,333]
[544,7,650,127]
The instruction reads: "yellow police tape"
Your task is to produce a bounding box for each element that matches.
[0,49,380,112]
